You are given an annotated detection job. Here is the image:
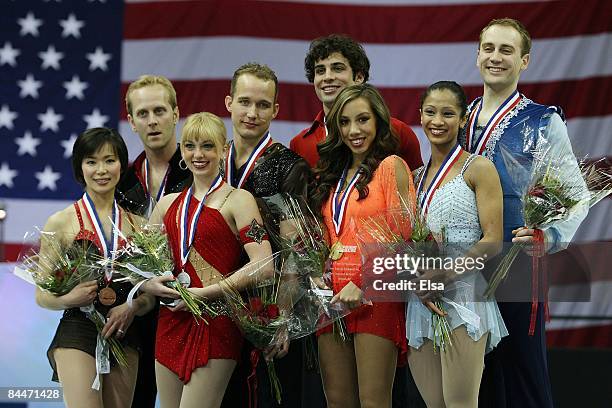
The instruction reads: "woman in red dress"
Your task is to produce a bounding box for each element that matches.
[310,84,416,408]
[141,112,274,408]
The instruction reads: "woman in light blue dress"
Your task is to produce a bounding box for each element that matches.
[406,81,508,407]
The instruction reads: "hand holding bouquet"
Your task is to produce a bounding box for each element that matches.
[220,253,287,405]
[484,146,612,297]
[112,224,217,322]
[358,202,452,351]
[14,231,128,369]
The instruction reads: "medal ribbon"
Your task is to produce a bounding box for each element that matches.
[331,166,361,235]
[144,158,170,202]
[224,131,272,188]
[82,193,121,281]
[416,144,463,217]
[179,175,224,269]
[466,91,521,155]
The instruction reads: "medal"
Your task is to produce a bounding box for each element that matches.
[98,287,117,306]
[330,241,344,261]
[331,166,361,236]
[224,131,272,188]
[179,175,224,271]
[416,144,463,217]
[177,271,191,288]
[142,158,170,217]
[82,193,121,289]
[465,90,521,155]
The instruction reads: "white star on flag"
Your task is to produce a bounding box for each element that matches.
[86,46,111,71]
[61,134,78,158]
[18,12,43,37]
[63,75,88,100]
[39,45,64,70]
[15,131,42,156]
[17,74,43,99]
[35,165,61,191]
[38,107,63,132]
[0,105,18,130]
[0,162,18,188]
[59,13,84,38]
[83,108,108,128]
[0,42,20,67]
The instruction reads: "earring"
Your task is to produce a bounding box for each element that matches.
[179,159,188,170]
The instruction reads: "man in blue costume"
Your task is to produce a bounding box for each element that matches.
[460,18,588,407]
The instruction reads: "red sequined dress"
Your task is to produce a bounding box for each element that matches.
[156,189,244,384]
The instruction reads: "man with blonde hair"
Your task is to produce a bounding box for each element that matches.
[116,74,192,408]
[221,62,312,408]
[462,18,587,407]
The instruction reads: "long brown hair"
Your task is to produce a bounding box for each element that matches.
[310,84,398,214]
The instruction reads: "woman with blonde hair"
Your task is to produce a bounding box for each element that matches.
[140,112,274,408]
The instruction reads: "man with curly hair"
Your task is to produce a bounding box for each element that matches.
[290,35,425,408]
[290,34,423,172]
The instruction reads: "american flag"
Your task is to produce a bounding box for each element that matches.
[0,0,610,346]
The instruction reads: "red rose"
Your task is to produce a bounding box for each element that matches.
[529,185,546,198]
[265,304,280,319]
[54,269,65,280]
[249,297,263,314]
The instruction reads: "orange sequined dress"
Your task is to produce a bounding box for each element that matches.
[157,189,244,384]
[318,155,414,364]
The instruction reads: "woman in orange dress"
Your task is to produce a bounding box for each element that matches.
[310,84,416,408]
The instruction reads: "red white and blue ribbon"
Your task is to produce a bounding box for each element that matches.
[225,131,272,188]
[143,158,170,203]
[416,144,463,217]
[465,90,521,155]
[179,174,224,269]
[331,166,361,235]
[82,192,121,280]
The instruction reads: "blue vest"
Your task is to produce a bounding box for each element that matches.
[461,96,563,242]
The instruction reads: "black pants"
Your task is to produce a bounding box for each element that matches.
[479,302,554,408]
[222,336,326,408]
[130,304,159,408]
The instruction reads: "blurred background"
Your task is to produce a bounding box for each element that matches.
[0,0,610,406]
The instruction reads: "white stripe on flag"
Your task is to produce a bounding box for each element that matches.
[121,34,612,86]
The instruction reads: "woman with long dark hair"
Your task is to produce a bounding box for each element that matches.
[311,84,415,408]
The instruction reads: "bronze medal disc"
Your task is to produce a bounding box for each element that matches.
[330,242,344,261]
[98,287,117,306]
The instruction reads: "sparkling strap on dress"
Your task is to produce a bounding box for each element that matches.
[460,153,478,175]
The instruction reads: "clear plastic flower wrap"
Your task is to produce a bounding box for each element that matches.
[220,247,352,404]
[13,229,128,376]
[15,229,102,295]
[110,223,217,322]
[258,194,353,335]
[357,203,455,352]
[484,143,611,297]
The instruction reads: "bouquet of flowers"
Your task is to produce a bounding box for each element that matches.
[220,253,287,405]
[358,201,453,351]
[14,230,128,368]
[111,224,216,322]
[259,194,353,343]
[484,146,612,297]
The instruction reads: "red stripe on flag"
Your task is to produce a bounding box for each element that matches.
[123,0,609,43]
[547,324,612,348]
[120,76,612,125]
